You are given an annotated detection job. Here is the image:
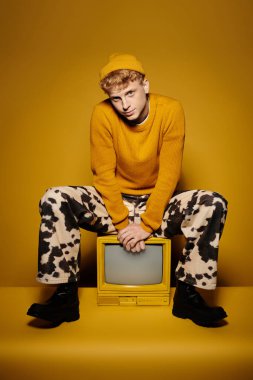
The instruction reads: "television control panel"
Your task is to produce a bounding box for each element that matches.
[98,295,170,306]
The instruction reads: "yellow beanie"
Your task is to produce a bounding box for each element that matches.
[100,53,145,81]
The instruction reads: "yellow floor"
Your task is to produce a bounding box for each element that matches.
[0,287,252,380]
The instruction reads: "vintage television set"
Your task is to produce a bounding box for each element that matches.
[97,235,171,306]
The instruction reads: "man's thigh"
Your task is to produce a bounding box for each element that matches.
[153,189,215,238]
[41,185,118,235]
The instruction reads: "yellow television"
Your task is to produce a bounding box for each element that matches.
[97,235,171,306]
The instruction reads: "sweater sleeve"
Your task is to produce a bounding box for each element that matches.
[90,105,129,230]
[140,101,185,232]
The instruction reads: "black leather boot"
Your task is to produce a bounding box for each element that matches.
[27,282,79,326]
[172,281,227,327]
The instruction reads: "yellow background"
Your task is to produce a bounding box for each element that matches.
[0,0,252,286]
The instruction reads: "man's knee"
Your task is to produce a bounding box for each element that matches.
[198,191,228,212]
[39,186,70,215]
[40,187,62,204]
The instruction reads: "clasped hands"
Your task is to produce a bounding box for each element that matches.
[117,223,151,253]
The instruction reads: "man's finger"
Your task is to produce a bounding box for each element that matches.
[135,243,142,253]
[122,235,134,246]
[140,241,145,251]
[118,228,130,239]
[125,239,136,251]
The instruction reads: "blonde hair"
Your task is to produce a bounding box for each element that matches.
[100,69,145,93]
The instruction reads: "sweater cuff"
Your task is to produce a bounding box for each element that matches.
[114,218,129,231]
[140,221,153,233]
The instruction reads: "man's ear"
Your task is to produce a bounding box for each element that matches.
[143,79,150,94]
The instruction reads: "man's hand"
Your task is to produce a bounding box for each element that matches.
[117,223,151,252]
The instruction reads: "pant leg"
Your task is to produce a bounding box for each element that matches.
[153,190,228,290]
[37,186,117,284]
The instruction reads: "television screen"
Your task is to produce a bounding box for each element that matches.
[104,244,163,285]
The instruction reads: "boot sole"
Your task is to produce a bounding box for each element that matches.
[172,308,226,327]
[27,308,80,325]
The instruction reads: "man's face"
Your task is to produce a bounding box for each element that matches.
[107,79,150,124]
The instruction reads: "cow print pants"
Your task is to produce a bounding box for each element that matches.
[37,186,227,289]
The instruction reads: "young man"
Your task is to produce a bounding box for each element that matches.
[27,54,228,327]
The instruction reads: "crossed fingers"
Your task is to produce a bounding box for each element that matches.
[117,224,151,252]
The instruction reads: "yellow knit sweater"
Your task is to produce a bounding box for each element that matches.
[90,94,185,232]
